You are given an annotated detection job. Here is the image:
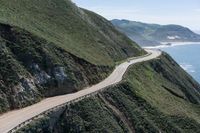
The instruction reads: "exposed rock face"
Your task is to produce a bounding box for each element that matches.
[0,0,146,114]
[20,78,37,92]
[0,23,112,114]
[31,63,51,85]
[31,64,70,87]
[34,71,51,85]
[11,77,41,109]
[53,66,68,85]
[16,54,200,133]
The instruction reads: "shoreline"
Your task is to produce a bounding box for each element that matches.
[143,42,200,49]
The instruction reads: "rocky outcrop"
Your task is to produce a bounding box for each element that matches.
[31,63,51,85]
[0,23,112,114]
[53,66,68,85]
[16,54,200,133]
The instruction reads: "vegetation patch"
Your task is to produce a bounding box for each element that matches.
[0,23,113,113]
[0,0,144,65]
[17,54,200,133]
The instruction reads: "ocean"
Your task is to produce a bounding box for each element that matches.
[159,43,200,83]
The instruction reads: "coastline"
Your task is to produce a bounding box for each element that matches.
[143,42,200,49]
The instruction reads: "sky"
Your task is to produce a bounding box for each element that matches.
[72,0,200,31]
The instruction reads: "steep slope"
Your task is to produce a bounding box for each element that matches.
[111,19,160,36]
[151,25,200,42]
[0,0,145,114]
[111,19,200,46]
[0,0,144,66]
[195,30,200,34]
[111,19,161,46]
[0,23,112,113]
[17,53,200,133]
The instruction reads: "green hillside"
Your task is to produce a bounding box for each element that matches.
[0,0,144,66]
[112,19,200,46]
[1,0,200,132]
[151,25,200,42]
[0,23,112,113]
[0,0,145,113]
[17,54,200,133]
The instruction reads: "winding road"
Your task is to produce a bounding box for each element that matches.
[0,49,161,133]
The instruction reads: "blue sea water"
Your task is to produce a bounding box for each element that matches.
[160,44,200,83]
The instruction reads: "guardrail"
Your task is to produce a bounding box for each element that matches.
[8,51,156,133]
[7,82,119,133]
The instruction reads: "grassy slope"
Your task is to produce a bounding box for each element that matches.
[0,0,144,66]
[111,19,160,37]
[111,19,200,45]
[150,25,200,41]
[0,0,145,113]
[125,53,200,122]
[17,54,200,133]
[0,23,112,113]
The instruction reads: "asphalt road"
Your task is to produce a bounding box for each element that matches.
[0,49,161,133]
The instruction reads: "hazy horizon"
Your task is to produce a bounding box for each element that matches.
[73,0,200,31]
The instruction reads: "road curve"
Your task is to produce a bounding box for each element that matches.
[0,49,161,133]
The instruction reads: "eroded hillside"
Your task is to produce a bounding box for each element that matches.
[16,54,200,133]
[0,23,112,113]
[0,0,144,114]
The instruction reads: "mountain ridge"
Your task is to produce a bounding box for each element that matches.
[0,0,200,132]
[0,0,144,66]
[16,53,200,133]
[0,0,144,114]
[111,19,200,46]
